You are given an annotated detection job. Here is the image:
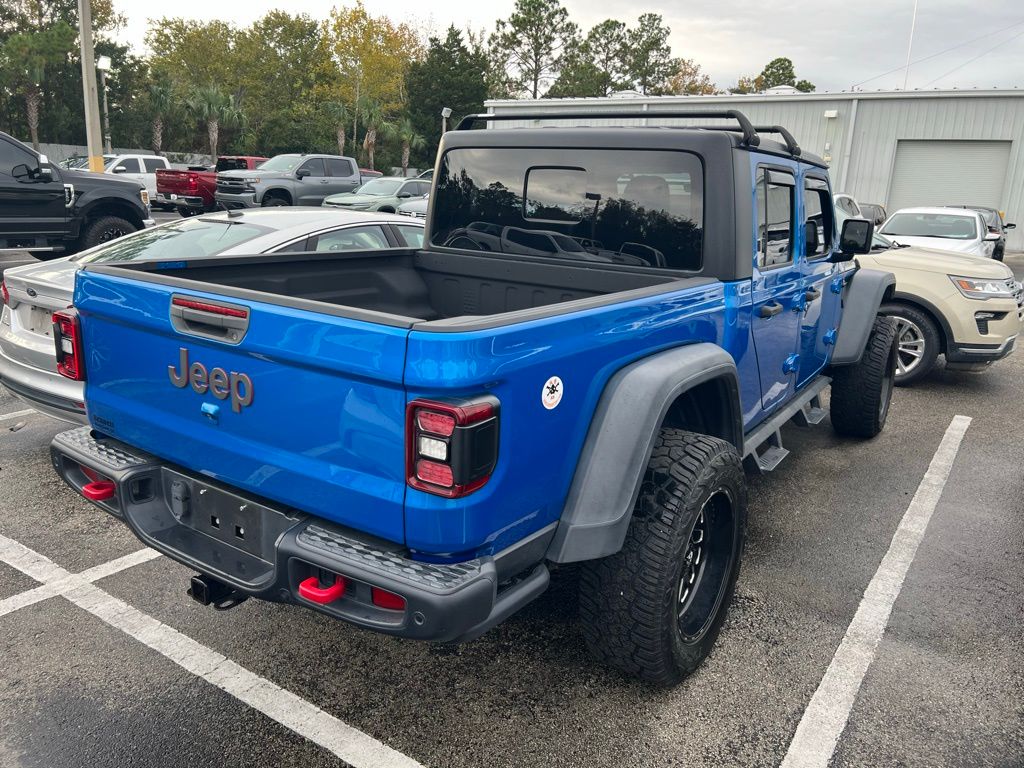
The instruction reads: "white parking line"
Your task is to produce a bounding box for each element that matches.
[0,408,36,423]
[780,414,972,768]
[0,533,425,768]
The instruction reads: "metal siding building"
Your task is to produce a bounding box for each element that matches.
[484,90,1024,250]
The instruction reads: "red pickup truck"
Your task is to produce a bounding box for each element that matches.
[155,156,267,217]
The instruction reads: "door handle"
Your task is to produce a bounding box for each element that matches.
[759,302,784,318]
[319,179,329,184]
[804,287,822,302]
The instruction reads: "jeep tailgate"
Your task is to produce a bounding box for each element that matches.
[73,268,410,543]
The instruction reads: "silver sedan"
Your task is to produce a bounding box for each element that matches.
[0,207,424,423]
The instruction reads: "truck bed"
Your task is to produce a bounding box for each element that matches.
[86,249,689,330]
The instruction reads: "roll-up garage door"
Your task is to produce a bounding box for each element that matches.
[887,140,1010,213]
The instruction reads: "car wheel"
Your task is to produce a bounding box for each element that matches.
[80,216,137,250]
[177,207,200,218]
[261,195,289,207]
[578,429,746,686]
[879,303,941,386]
[830,316,898,437]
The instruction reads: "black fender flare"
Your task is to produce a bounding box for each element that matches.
[545,343,742,564]
[75,191,147,229]
[260,186,293,204]
[830,267,896,366]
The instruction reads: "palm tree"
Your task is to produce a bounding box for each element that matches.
[324,101,349,157]
[147,81,174,155]
[187,85,244,162]
[395,118,425,177]
[3,23,76,150]
[358,97,390,172]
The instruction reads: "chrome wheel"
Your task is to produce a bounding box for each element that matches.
[893,317,926,378]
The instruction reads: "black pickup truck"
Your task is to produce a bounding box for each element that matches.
[0,131,154,259]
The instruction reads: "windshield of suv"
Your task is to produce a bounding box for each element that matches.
[257,154,302,172]
[357,179,403,196]
[881,212,977,240]
[432,148,704,270]
[74,218,269,263]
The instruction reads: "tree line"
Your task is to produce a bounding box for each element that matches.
[0,0,816,172]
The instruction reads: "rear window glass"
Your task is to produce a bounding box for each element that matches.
[216,157,249,172]
[881,212,977,240]
[432,148,704,270]
[74,219,269,263]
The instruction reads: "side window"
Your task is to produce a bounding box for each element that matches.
[395,224,425,248]
[325,158,353,177]
[143,158,165,173]
[0,138,36,176]
[310,225,390,252]
[274,238,310,253]
[416,181,431,196]
[298,158,326,177]
[803,178,833,259]
[114,158,141,173]
[756,169,795,269]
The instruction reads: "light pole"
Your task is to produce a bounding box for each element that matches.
[441,106,452,135]
[76,0,104,171]
[96,55,112,154]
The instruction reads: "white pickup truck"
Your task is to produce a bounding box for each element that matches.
[104,154,174,207]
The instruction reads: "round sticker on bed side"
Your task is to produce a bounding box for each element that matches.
[542,376,563,410]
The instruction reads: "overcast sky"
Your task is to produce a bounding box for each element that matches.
[112,0,1024,93]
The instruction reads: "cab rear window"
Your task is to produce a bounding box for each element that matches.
[431,148,704,271]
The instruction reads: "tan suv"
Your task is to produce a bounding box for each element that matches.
[858,229,1021,384]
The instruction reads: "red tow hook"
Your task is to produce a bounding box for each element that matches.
[298,575,346,604]
[82,480,116,501]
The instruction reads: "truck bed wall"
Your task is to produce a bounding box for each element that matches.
[152,250,676,322]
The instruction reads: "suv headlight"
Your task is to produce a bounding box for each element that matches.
[948,275,1015,300]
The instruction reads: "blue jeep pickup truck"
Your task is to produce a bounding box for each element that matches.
[50,110,897,685]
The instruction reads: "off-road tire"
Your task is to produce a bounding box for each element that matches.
[578,429,747,686]
[830,315,898,438]
[261,193,289,207]
[80,216,136,250]
[879,302,940,386]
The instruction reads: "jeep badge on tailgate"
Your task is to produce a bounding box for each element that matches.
[168,347,253,413]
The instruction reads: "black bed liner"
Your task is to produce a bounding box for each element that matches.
[83,248,716,332]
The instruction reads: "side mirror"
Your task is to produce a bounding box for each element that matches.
[11,163,32,180]
[832,218,873,261]
[296,168,310,179]
[983,231,1000,242]
[396,191,412,199]
[112,166,127,173]
[804,220,820,255]
[1004,222,1016,230]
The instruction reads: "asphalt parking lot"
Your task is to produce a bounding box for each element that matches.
[0,248,1021,768]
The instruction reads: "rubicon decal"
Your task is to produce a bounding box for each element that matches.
[168,347,253,413]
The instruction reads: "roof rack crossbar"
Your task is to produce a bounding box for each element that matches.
[455,110,760,146]
[700,124,801,156]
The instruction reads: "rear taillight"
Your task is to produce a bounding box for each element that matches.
[406,396,499,498]
[1,281,8,305]
[186,172,199,191]
[53,309,84,380]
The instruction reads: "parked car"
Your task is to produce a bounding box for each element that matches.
[834,193,862,218]
[879,207,998,258]
[322,176,430,213]
[948,205,1016,261]
[59,154,116,170]
[417,168,434,180]
[103,154,173,207]
[839,209,1021,384]
[155,155,268,217]
[359,168,383,181]
[858,203,887,227]
[0,208,423,422]
[49,110,896,686]
[214,153,361,209]
[0,131,153,259]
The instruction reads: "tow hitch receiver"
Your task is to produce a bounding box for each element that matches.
[188,574,247,610]
[81,480,116,502]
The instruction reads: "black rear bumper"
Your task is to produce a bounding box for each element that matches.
[51,427,551,642]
